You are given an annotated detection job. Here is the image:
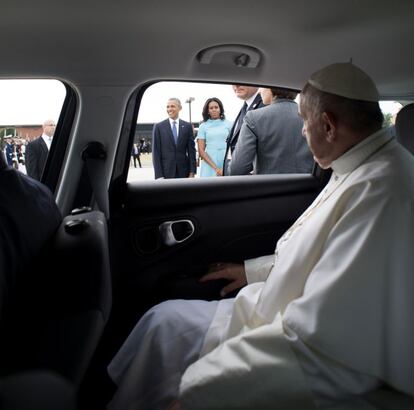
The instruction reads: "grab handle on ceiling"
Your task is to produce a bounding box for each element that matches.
[197,44,261,68]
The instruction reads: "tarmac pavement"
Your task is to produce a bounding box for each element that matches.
[127,154,201,181]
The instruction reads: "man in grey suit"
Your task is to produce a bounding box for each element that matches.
[152,98,197,179]
[25,119,56,180]
[230,88,313,175]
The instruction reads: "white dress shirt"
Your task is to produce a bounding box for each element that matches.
[41,133,53,150]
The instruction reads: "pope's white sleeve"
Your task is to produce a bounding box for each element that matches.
[244,254,275,284]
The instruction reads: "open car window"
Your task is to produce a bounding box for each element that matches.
[127,81,403,182]
[0,79,66,182]
[128,81,239,181]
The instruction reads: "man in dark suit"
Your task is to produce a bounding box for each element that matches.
[223,85,264,175]
[152,98,196,179]
[5,140,14,167]
[25,119,56,180]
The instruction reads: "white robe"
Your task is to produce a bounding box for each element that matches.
[180,128,414,408]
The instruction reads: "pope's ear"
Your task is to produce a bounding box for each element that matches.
[322,111,337,142]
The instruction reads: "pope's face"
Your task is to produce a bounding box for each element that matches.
[299,102,332,169]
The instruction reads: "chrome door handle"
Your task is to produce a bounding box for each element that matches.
[159,219,195,246]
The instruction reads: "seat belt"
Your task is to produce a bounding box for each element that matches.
[81,141,109,218]
[0,153,7,170]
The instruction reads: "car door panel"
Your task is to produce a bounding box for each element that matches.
[109,174,324,333]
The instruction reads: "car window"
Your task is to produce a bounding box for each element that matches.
[127,81,403,182]
[0,79,66,181]
[379,101,403,128]
[128,81,236,181]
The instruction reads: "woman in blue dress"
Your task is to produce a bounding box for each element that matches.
[197,97,232,177]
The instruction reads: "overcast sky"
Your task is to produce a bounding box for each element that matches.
[138,82,242,123]
[0,80,402,126]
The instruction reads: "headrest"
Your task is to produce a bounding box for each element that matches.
[395,103,414,155]
[308,62,379,102]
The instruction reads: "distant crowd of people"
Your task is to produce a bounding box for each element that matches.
[150,85,314,180]
[4,138,27,170]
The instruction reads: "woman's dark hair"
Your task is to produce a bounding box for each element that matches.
[202,97,225,122]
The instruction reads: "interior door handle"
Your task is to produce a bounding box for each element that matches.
[159,220,195,246]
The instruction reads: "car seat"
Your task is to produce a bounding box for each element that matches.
[395,103,414,154]
[1,143,112,407]
[0,370,77,410]
[1,209,112,387]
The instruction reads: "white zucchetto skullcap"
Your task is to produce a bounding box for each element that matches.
[308,63,379,102]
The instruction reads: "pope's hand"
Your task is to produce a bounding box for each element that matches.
[166,400,180,410]
[199,262,247,297]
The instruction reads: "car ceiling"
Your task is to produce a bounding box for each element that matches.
[1,0,414,99]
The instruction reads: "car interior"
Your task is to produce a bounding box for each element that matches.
[1,1,414,409]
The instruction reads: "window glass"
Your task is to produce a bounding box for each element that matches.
[129,82,237,181]
[128,82,403,182]
[379,101,402,129]
[0,79,66,180]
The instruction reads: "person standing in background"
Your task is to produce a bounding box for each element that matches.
[131,143,141,168]
[230,87,314,175]
[197,98,232,177]
[223,85,264,175]
[5,140,14,167]
[25,119,56,180]
[152,98,196,179]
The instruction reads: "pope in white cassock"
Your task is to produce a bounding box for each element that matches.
[107,63,414,410]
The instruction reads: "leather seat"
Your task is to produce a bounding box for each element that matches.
[0,371,77,410]
[1,210,112,387]
[1,146,112,408]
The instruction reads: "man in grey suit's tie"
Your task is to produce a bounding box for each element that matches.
[230,87,314,175]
